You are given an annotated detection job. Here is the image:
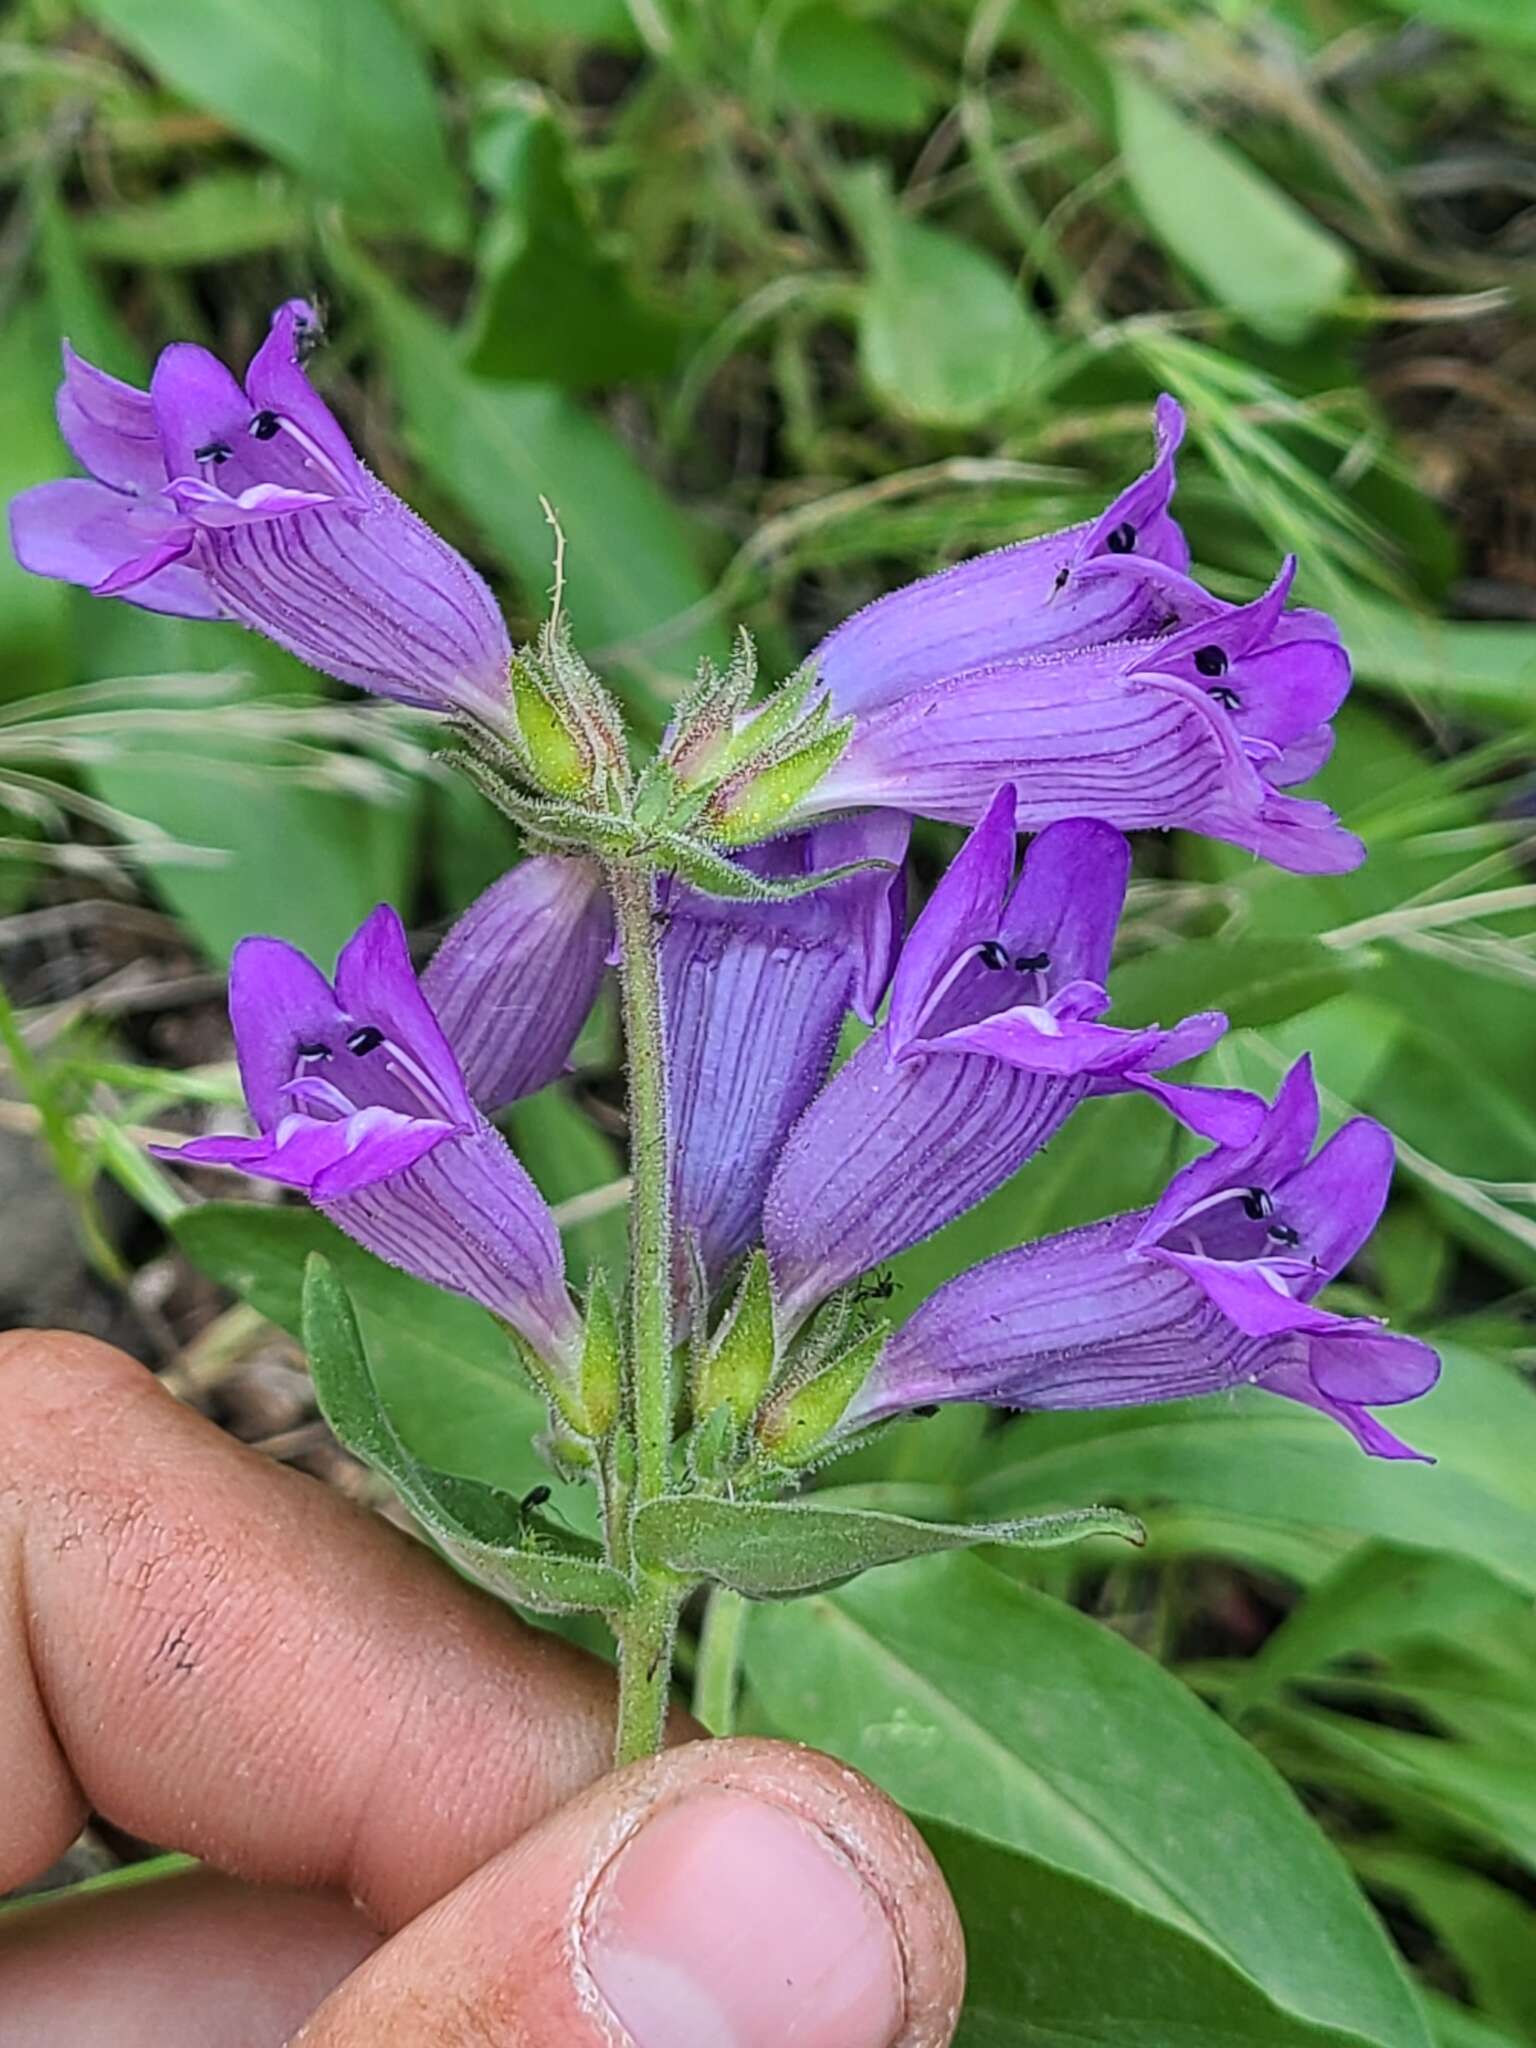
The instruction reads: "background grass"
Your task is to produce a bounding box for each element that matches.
[2,1,1535,2038]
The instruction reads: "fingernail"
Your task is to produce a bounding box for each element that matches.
[582,1788,906,2048]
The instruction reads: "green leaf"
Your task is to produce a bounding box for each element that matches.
[633,1495,1141,1598]
[82,680,419,966]
[1112,937,1363,1033]
[75,171,309,265]
[1374,0,1536,49]
[1113,67,1352,344]
[0,303,73,701]
[1332,596,1536,722]
[927,1820,1405,2048]
[341,249,727,709]
[173,1203,556,1497]
[1351,1851,1536,2043]
[770,10,936,132]
[743,1554,1431,2048]
[468,104,679,387]
[301,1255,630,1612]
[967,1345,1536,1596]
[83,0,466,246]
[846,168,1050,429]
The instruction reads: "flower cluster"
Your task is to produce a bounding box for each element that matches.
[12,301,1437,1476]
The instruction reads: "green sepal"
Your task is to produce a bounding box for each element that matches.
[693,1248,777,1429]
[687,1401,738,1484]
[578,1268,623,1439]
[708,719,854,847]
[715,661,820,775]
[756,1324,887,1467]
[302,1254,632,1614]
[632,1496,1144,1598]
[651,829,894,903]
[510,653,593,796]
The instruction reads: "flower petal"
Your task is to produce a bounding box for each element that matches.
[1137,1055,1320,1253]
[1258,1355,1434,1462]
[334,905,476,1128]
[227,934,348,1130]
[322,1119,580,1368]
[243,299,367,498]
[811,397,1196,717]
[192,487,513,716]
[56,341,164,495]
[664,815,909,1294]
[8,479,218,620]
[849,1212,1278,1425]
[423,856,612,1115]
[1277,1115,1396,1285]
[150,340,252,479]
[886,786,1016,1052]
[765,1040,1087,1330]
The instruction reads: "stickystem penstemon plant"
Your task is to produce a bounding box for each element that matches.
[9,299,1441,1767]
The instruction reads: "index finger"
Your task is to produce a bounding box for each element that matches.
[0,1330,621,1928]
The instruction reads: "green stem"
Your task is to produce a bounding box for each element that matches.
[693,1587,749,1735]
[606,858,682,1766]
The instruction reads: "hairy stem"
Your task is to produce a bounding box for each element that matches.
[606,858,681,1765]
[693,1587,749,1735]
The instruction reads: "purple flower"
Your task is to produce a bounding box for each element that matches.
[155,904,579,1369]
[802,558,1362,875]
[423,855,613,1114]
[851,1057,1440,1459]
[663,813,908,1298]
[814,396,1198,717]
[763,787,1261,1333]
[9,301,512,719]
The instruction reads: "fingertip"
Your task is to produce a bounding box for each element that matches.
[298,1735,964,2048]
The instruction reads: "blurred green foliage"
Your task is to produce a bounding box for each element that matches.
[3,0,1535,2039]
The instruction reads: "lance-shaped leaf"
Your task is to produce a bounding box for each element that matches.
[631,1494,1143,1599]
[302,1253,633,1613]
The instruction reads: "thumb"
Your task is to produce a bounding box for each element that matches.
[294,1735,964,2048]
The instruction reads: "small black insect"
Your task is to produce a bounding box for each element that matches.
[977,939,1010,970]
[912,1404,941,1419]
[1193,645,1229,678]
[293,308,325,362]
[346,1025,385,1056]
[853,1267,897,1305]
[249,409,282,441]
[1241,1187,1275,1221]
[1105,521,1137,555]
[1051,565,1070,594]
[296,1040,331,1061]
[1209,686,1242,711]
[194,439,231,465]
[521,1484,552,1512]
[1267,1222,1301,1248]
[1013,949,1050,973]
[651,908,674,932]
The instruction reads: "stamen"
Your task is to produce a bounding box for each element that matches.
[249,410,282,441]
[1194,645,1229,678]
[194,440,231,465]
[296,1040,331,1060]
[977,940,1009,971]
[1105,522,1136,554]
[346,1025,385,1056]
[1013,950,1050,973]
[1241,1188,1275,1221]
[1267,1222,1300,1247]
[1209,686,1242,711]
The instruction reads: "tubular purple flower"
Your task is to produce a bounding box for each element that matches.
[423,855,613,1114]
[801,558,1363,876]
[9,302,512,719]
[153,905,579,1370]
[763,788,1262,1333]
[663,813,909,1298]
[851,1056,1441,1460]
[814,396,1199,717]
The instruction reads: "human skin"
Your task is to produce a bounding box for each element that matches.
[0,1330,964,2046]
